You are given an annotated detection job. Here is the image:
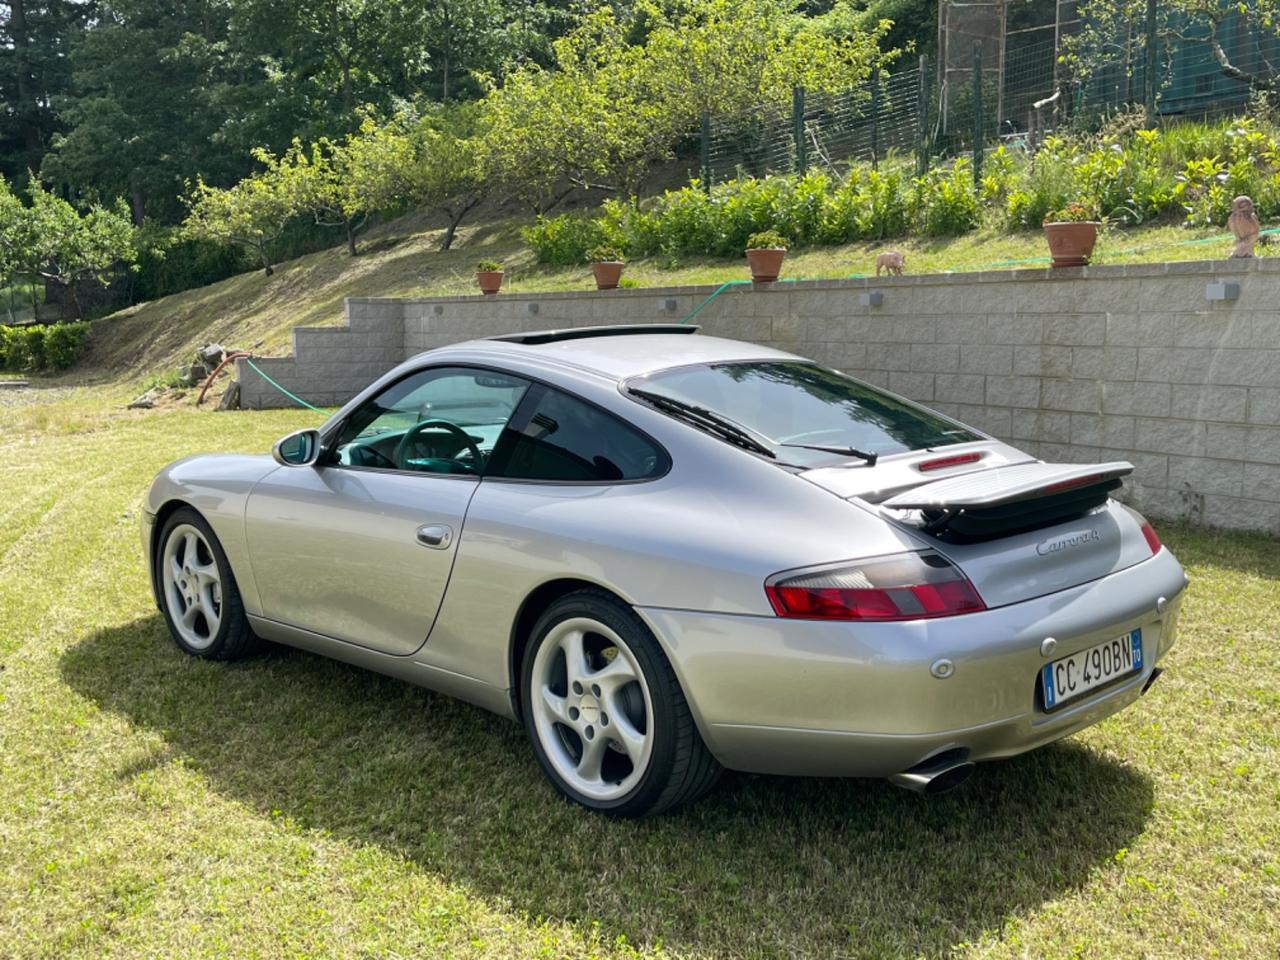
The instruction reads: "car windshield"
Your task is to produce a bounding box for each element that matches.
[627,361,980,468]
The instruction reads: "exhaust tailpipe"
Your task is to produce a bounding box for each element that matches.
[889,751,976,795]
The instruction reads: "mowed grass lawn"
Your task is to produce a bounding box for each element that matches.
[1,384,1278,960]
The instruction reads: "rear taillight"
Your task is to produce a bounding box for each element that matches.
[917,451,982,472]
[766,551,986,621]
[1140,519,1162,556]
[1043,472,1105,494]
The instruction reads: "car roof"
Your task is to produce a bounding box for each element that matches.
[432,332,800,381]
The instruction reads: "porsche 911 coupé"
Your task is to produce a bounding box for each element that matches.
[143,324,1187,816]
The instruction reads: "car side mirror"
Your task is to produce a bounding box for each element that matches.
[272,428,322,467]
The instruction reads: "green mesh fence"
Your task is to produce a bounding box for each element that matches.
[699,22,1280,188]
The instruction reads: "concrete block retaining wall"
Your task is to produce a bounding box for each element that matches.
[236,258,1280,534]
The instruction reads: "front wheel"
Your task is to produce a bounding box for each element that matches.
[521,589,720,817]
[155,507,260,660]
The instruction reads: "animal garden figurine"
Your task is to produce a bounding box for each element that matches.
[1228,195,1260,258]
[875,251,906,276]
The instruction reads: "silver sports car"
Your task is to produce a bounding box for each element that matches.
[143,325,1188,816]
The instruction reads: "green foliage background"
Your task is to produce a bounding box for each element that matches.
[524,115,1280,263]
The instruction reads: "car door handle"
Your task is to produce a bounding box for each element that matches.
[415,524,453,549]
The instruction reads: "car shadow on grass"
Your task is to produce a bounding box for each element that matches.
[62,615,1155,959]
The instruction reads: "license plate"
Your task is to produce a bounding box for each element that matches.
[1041,629,1143,711]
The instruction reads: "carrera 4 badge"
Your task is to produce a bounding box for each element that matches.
[1037,528,1101,557]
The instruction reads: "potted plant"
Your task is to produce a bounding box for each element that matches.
[1042,203,1101,268]
[475,258,504,295]
[745,230,787,284]
[586,244,626,290]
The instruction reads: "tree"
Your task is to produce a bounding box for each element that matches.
[0,1,96,188]
[479,0,890,211]
[640,0,890,121]
[0,176,137,318]
[479,56,622,212]
[0,177,32,295]
[421,0,572,101]
[182,168,295,276]
[41,0,256,225]
[409,107,489,250]
[272,118,417,257]
[226,0,440,127]
[1065,0,1280,98]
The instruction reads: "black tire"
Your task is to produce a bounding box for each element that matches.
[520,588,721,817]
[155,507,261,660]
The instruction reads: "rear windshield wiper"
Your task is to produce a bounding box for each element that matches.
[779,443,879,467]
[627,388,780,461]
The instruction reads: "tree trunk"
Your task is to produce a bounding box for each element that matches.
[346,221,358,257]
[438,197,479,251]
[129,171,146,226]
[258,245,274,276]
[68,281,83,320]
[10,0,42,157]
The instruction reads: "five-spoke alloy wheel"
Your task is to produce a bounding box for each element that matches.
[521,589,720,817]
[155,507,259,660]
[161,523,224,650]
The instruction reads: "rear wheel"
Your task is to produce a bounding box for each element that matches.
[155,507,259,660]
[521,589,720,817]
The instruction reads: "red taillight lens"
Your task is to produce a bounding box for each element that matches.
[766,551,986,621]
[917,451,982,472]
[1140,519,1162,556]
[1043,472,1105,494]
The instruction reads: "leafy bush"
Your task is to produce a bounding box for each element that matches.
[0,326,41,371]
[746,229,786,249]
[585,243,624,262]
[522,214,611,266]
[911,159,980,236]
[979,145,1019,208]
[131,225,251,303]
[1006,138,1077,228]
[0,322,91,372]
[1043,201,1100,224]
[475,258,502,272]
[41,322,92,369]
[522,114,1280,263]
[835,167,910,241]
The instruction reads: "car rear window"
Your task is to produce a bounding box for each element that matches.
[628,361,979,467]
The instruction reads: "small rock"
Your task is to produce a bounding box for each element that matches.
[197,343,227,366]
[127,388,161,409]
[217,380,241,411]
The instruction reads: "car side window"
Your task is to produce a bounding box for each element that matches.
[329,367,530,476]
[492,385,667,483]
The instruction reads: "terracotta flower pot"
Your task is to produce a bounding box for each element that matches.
[1042,222,1100,268]
[746,247,786,284]
[475,270,504,295]
[591,261,624,290]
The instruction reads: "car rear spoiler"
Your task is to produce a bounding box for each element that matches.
[881,461,1133,541]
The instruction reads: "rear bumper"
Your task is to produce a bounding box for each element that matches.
[637,547,1187,777]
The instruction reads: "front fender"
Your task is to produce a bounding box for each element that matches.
[143,454,279,616]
